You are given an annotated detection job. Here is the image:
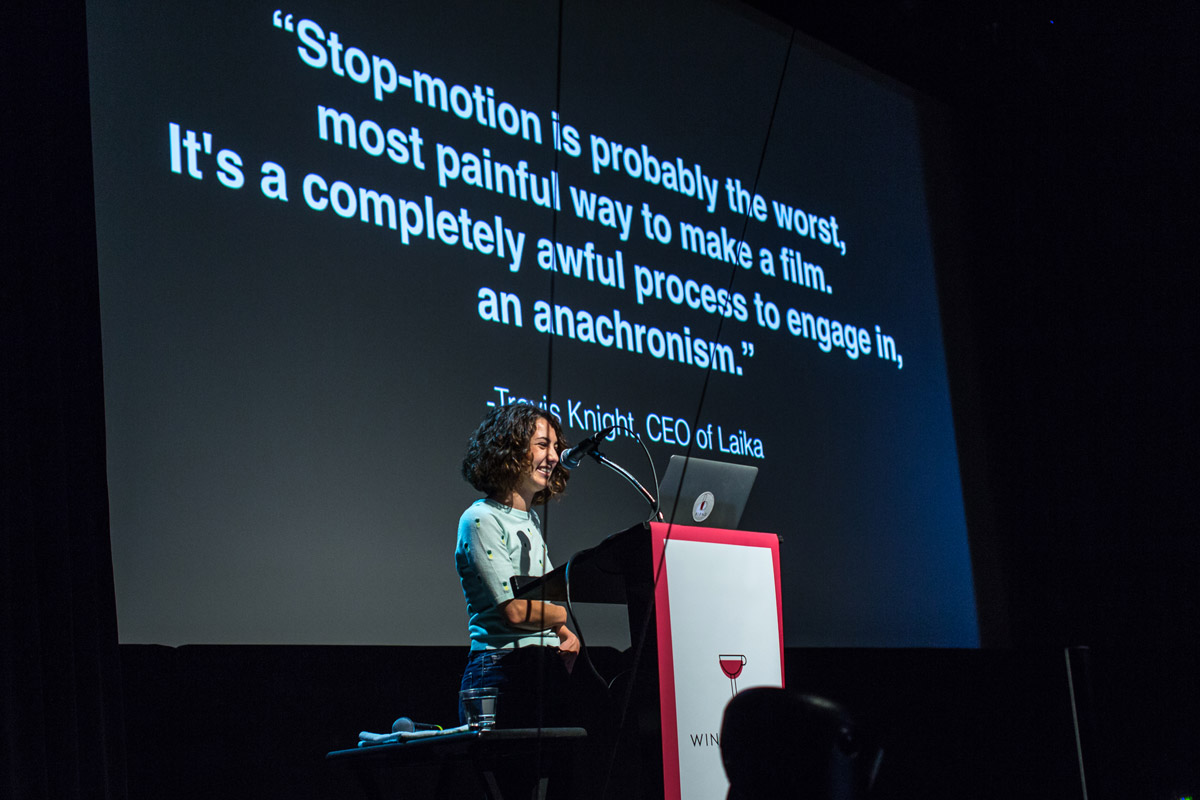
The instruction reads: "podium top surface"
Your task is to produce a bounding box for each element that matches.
[512,523,652,604]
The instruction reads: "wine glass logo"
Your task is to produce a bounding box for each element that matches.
[719,654,747,696]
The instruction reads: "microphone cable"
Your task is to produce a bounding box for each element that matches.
[597,24,801,800]
[535,7,798,797]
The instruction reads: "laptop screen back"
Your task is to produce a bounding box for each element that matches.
[657,456,759,529]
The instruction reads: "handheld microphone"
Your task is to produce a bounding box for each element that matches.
[559,426,615,469]
[392,717,442,733]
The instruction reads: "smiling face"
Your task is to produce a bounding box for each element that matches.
[464,403,569,510]
[513,417,559,509]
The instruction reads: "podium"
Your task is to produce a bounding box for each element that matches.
[514,522,784,800]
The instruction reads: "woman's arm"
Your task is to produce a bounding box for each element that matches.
[500,600,579,670]
[499,598,568,630]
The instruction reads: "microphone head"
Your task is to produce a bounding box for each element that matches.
[560,447,586,470]
[560,426,615,469]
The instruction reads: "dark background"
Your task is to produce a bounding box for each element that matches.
[4,1,1196,799]
[755,0,1198,655]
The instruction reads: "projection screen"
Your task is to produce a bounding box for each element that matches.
[88,0,978,648]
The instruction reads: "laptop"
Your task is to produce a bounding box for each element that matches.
[656,455,758,529]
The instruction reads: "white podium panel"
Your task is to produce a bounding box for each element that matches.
[650,524,784,800]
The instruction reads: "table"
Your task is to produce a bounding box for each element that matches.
[326,727,588,800]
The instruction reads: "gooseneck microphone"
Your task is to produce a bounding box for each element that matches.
[559,426,616,469]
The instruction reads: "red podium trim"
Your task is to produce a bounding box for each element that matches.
[649,522,784,800]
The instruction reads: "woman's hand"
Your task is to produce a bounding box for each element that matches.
[553,624,580,673]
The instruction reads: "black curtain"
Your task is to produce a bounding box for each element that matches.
[2,1,127,798]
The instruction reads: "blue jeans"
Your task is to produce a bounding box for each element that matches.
[459,646,573,728]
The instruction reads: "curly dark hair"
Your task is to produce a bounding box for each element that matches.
[461,402,569,505]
